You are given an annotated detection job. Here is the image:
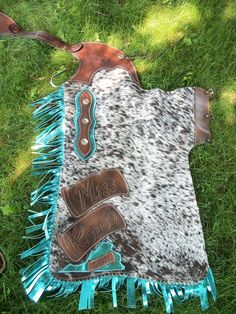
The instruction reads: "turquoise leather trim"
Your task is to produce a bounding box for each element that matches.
[74,86,96,160]
[59,241,125,273]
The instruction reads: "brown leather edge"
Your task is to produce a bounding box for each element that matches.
[194,87,211,145]
[70,42,140,86]
[0,13,139,85]
[61,168,129,218]
[0,12,82,52]
[72,65,140,87]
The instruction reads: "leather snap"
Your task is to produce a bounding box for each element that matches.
[82,98,90,105]
[81,138,88,145]
[206,138,213,143]
[204,113,213,119]
[81,117,89,124]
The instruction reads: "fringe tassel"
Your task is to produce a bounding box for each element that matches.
[127,277,136,308]
[20,84,217,313]
[78,280,98,310]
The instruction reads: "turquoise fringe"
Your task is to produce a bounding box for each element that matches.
[20,85,216,312]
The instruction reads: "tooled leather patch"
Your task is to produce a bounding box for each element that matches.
[61,168,129,218]
[88,252,116,271]
[56,203,126,263]
[70,42,140,86]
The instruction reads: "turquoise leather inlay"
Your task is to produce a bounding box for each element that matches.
[74,86,96,160]
[59,241,125,273]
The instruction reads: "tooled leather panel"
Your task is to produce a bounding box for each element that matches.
[56,203,126,263]
[61,168,129,218]
[194,87,211,144]
[70,42,140,86]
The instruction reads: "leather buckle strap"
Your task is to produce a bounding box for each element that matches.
[0,12,140,85]
[0,12,82,52]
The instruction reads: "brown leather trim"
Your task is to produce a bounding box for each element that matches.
[61,168,129,218]
[0,12,82,52]
[76,90,93,157]
[194,87,211,144]
[70,42,140,86]
[0,13,140,85]
[56,203,126,263]
[0,12,22,33]
[88,252,116,271]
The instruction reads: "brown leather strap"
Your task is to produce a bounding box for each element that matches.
[194,87,211,144]
[0,12,82,52]
[0,12,140,85]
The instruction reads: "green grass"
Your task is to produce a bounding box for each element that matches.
[0,0,235,313]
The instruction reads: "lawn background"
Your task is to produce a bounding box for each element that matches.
[0,0,235,313]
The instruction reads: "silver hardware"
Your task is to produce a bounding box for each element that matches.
[82,117,89,124]
[205,88,214,95]
[81,138,88,145]
[82,98,90,105]
[206,138,213,143]
[118,54,124,59]
[204,113,213,119]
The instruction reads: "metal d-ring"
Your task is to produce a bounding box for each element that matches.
[50,68,68,87]
[205,88,214,95]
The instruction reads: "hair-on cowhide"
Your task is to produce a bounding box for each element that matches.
[50,67,209,284]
